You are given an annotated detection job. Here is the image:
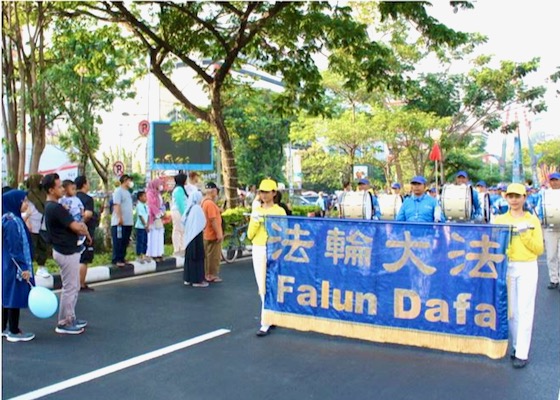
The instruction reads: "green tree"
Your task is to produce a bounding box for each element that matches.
[70,1,471,207]
[45,18,138,191]
[2,2,55,186]
[535,139,560,172]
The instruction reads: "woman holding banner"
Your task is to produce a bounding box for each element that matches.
[493,183,544,369]
[247,178,286,337]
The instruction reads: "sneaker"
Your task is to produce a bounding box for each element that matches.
[80,285,95,292]
[55,324,85,335]
[74,319,88,329]
[7,331,35,342]
[192,281,209,288]
[183,281,191,286]
[36,267,51,278]
[547,282,559,289]
[512,357,529,369]
[256,328,270,337]
[1,329,9,338]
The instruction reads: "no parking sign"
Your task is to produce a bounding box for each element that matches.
[113,161,125,177]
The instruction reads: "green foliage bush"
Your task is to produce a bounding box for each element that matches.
[291,205,320,216]
[222,207,251,234]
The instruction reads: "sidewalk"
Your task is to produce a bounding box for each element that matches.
[35,257,184,290]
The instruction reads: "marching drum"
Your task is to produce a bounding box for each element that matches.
[378,194,403,220]
[339,191,372,220]
[478,192,491,223]
[441,184,473,221]
[542,189,560,226]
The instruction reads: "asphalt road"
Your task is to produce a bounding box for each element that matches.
[2,258,559,400]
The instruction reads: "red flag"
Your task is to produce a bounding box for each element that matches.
[429,143,442,162]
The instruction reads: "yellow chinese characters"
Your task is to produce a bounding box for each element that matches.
[324,228,373,267]
[383,231,436,275]
[270,223,314,263]
[448,233,504,279]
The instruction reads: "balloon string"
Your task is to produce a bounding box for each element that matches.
[12,257,35,288]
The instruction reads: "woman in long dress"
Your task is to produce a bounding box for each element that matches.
[182,190,207,287]
[2,190,35,342]
[146,178,165,262]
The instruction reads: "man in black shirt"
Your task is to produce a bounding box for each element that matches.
[75,175,97,292]
[42,173,91,335]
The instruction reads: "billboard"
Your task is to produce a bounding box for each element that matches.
[149,121,214,171]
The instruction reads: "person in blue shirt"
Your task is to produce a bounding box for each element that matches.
[357,178,381,220]
[453,170,482,221]
[395,176,444,222]
[492,184,509,215]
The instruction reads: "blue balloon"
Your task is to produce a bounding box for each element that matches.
[28,286,58,319]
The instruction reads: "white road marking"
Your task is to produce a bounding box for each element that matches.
[8,329,230,400]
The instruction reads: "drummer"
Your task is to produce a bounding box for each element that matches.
[492,184,510,216]
[395,176,444,222]
[357,178,381,220]
[453,170,482,221]
[390,183,402,197]
[538,172,560,290]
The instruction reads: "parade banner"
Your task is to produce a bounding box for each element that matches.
[263,216,512,359]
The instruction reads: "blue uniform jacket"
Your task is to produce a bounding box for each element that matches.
[395,194,445,222]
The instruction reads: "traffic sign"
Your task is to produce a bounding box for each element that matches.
[138,120,150,137]
[113,161,125,176]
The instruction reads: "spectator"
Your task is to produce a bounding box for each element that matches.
[185,171,200,195]
[134,191,149,263]
[2,190,35,342]
[146,178,165,263]
[183,190,208,287]
[43,173,91,335]
[201,182,223,283]
[274,191,292,216]
[246,184,257,208]
[24,174,51,279]
[315,192,327,218]
[111,174,134,267]
[75,175,97,292]
[171,173,188,257]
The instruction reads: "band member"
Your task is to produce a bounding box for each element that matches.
[452,170,482,222]
[395,176,444,222]
[357,179,381,220]
[538,172,560,290]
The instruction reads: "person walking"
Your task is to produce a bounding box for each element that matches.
[494,183,544,368]
[539,172,560,290]
[111,174,134,267]
[146,178,166,263]
[171,173,188,257]
[183,190,208,287]
[2,190,35,342]
[43,173,91,335]
[75,175,97,292]
[201,182,223,283]
[24,174,51,279]
[247,178,286,337]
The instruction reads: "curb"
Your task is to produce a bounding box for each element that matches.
[35,257,183,290]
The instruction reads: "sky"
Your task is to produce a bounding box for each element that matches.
[97,1,560,165]
[427,0,560,154]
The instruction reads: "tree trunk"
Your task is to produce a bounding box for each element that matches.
[211,91,239,208]
[391,145,404,185]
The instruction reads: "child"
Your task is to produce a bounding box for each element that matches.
[59,180,86,246]
[135,191,149,263]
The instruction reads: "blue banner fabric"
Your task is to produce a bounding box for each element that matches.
[263,216,511,359]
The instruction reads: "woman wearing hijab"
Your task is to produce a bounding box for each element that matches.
[182,190,208,287]
[2,190,36,342]
[24,174,51,278]
[146,178,166,262]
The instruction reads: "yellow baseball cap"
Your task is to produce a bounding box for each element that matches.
[506,183,526,196]
[258,179,277,192]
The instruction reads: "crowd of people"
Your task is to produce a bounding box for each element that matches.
[2,169,558,370]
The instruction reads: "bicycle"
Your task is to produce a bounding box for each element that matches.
[221,222,251,263]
